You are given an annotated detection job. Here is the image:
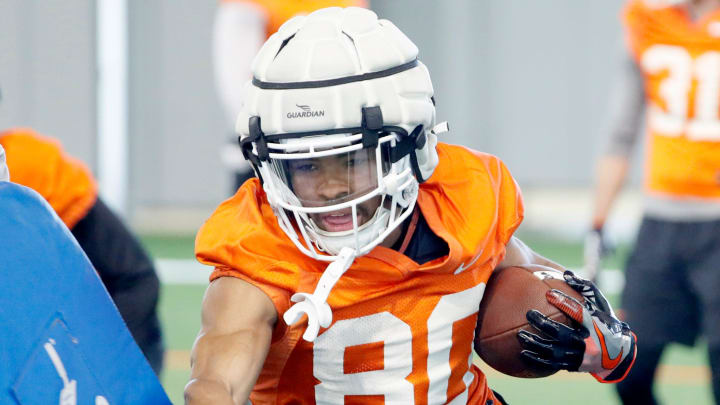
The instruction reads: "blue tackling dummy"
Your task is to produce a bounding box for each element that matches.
[0,181,170,404]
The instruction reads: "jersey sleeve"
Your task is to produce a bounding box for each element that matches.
[494,158,524,247]
[621,0,646,62]
[603,53,646,158]
[210,266,292,341]
[195,180,315,341]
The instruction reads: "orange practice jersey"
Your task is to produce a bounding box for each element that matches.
[0,129,97,228]
[222,0,367,38]
[624,0,720,199]
[196,143,524,404]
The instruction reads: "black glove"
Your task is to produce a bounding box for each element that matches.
[518,270,637,383]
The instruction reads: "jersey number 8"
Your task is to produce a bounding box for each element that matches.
[312,284,484,404]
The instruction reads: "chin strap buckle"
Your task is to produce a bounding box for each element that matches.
[283,247,356,342]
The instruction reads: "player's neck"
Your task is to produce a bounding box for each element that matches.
[380,208,416,251]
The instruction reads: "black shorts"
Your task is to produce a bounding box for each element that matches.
[621,216,720,347]
[71,198,164,373]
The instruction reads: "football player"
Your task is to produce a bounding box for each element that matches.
[0,129,165,375]
[213,0,367,191]
[586,0,720,403]
[187,7,637,404]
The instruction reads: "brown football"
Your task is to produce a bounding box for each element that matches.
[474,264,584,378]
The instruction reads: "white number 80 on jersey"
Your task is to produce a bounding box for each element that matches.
[312,284,485,405]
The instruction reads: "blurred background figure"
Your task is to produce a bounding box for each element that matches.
[586,0,720,403]
[0,128,165,375]
[212,0,366,191]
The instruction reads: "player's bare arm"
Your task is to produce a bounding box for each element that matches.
[496,236,563,272]
[185,276,276,405]
[591,156,630,229]
[584,54,644,280]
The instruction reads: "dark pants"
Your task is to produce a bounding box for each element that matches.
[617,217,720,404]
[71,197,164,375]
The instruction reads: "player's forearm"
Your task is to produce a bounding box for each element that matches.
[185,363,258,405]
[185,378,235,404]
[591,52,642,228]
[591,155,630,228]
[186,328,272,404]
[497,237,564,272]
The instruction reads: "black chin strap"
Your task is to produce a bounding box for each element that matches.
[361,106,427,183]
[238,116,266,183]
[389,124,427,183]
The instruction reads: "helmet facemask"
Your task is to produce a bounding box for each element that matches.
[242,107,423,261]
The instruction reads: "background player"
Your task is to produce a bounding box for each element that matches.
[213,0,366,190]
[0,128,165,375]
[586,0,720,403]
[186,8,636,404]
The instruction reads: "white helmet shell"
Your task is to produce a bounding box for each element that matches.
[237,7,441,261]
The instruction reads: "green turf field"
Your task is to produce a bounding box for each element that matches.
[144,233,714,405]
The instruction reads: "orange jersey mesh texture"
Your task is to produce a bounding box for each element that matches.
[221,0,367,38]
[0,129,97,228]
[195,143,524,404]
[624,1,720,199]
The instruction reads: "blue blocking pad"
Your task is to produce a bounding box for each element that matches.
[13,316,107,404]
[0,182,170,404]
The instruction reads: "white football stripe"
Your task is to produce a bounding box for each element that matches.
[155,259,213,285]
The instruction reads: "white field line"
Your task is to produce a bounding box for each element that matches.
[156,259,213,285]
[157,259,626,295]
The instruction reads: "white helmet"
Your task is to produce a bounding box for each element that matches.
[237,7,444,261]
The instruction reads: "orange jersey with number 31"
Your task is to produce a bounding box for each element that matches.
[196,143,523,405]
[624,0,720,199]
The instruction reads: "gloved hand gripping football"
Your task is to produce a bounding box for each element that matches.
[517,270,637,383]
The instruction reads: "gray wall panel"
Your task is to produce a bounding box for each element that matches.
[375,0,626,186]
[0,0,96,170]
[3,1,634,225]
[129,0,228,211]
